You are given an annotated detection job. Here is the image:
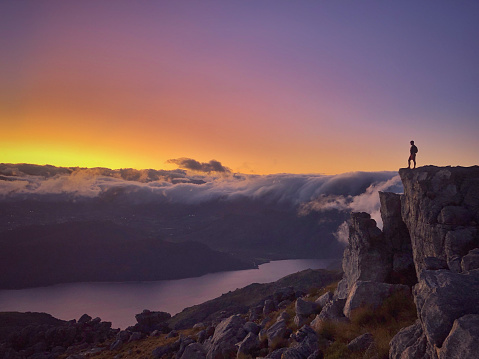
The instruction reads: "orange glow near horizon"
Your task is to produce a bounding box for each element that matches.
[2,2,478,175]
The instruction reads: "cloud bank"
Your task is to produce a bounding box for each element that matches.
[0,163,401,205]
[0,162,403,245]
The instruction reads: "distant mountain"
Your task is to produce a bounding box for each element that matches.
[0,221,253,289]
[0,196,347,262]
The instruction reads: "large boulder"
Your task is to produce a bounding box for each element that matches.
[295,298,320,317]
[389,320,429,359]
[438,314,479,359]
[310,298,347,330]
[413,269,479,348]
[131,309,171,334]
[266,319,289,350]
[204,315,246,359]
[343,281,409,318]
[338,212,393,298]
[236,332,260,359]
[180,343,206,359]
[315,292,333,308]
[287,325,319,358]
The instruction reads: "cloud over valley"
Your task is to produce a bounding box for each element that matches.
[0,162,403,256]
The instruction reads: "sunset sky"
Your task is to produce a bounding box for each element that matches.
[2,1,478,175]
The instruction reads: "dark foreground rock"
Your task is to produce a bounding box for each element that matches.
[0,312,117,359]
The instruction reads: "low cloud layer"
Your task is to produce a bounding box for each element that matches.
[0,163,401,205]
[298,174,403,243]
[0,163,403,245]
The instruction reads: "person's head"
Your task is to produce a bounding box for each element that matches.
[410,140,414,145]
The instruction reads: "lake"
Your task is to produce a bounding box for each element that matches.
[0,259,335,329]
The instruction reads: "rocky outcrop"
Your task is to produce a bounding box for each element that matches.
[127,309,171,334]
[328,166,479,359]
[203,314,247,359]
[0,313,117,359]
[327,190,416,328]
[389,166,479,359]
[399,166,479,274]
[335,212,392,299]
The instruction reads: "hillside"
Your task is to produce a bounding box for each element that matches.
[0,221,253,289]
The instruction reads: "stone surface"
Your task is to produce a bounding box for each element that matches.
[295,298,320,317]
[343,281,409,318]
[413,269,479,348]
[204,315,246,359]
[310,298,347,330]
[438,314,479,359]
[273,287,296,304]
[236,332,260,359]
[389,320,428,359]
[424,257,448,270]
[399,166,479,275]
[180,343,206,359]
[243,322,260,335]
[266,319,288,350]
[315,292,333,308]
[282,326,319,359]
[293,315,308,328]
[263,299,276,316]
[0,313,116,359]
[339,212,392,297]
[347,332,373,352]
[461,248,479,271]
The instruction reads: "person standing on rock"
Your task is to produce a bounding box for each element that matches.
[408,140,418,169]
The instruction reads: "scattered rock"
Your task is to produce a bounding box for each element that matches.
[236,332,260,359]
[389,320,428,359]
[315,292,333,308]
[130,309,171,334]
[266,319,288,350]
[180,342,206,359]
[347,332,373,352]
[204,315,246,359]
[295,298,320,317]
[263,300,276,316]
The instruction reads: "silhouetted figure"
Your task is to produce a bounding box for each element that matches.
[408,140,418,169]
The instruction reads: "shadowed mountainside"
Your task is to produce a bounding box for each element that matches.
[0,221,253,289]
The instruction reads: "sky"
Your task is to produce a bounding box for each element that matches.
[1,1,478,175]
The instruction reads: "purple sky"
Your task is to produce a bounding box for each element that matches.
[1,1,478,174]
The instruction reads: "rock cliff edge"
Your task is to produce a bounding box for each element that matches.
[330,165,479,359]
